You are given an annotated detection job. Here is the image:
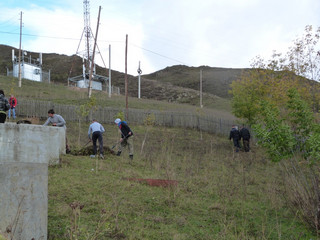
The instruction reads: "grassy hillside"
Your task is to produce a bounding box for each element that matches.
[0,58,317,239]
[144,65,248,99]
[0,75,234,115]
[47,123,317,239]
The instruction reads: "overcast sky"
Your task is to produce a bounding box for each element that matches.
[0,0,319,75]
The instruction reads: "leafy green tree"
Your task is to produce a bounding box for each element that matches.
[230,25,320,123]
[253,99,296,162]
[252,88,320,231]
[230,69,268,124]
[253,89,318,162]
[231,24,320,232]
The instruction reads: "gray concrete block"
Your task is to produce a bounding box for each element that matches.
[0,163,48,240]
[0,123,65,165]
[0,123,65,239]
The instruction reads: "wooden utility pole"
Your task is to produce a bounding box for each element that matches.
[200,69,203,108]
[125,34,128,120]
[18,11,22,88]
[108,44,111,98]
[88,6,101,98]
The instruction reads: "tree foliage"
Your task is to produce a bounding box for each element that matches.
[253,89,320,164]
[253,99,296,162]
[252,89,320,231]
[286,25,320,82]
[231,25,320,232]
[230,25,320,123]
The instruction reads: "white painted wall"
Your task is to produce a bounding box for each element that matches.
[13,63,42,82]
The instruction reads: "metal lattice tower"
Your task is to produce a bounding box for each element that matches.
[83,0,92,75]
[68,2,112,94]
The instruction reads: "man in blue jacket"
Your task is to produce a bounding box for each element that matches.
[114,118,134,159]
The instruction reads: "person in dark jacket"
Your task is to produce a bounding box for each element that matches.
[240,126,251,152]
[229,125,241,152]
[0,90,10,123]
[114,118,134,159]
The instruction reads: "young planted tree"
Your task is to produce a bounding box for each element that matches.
[140,113,156,155]
[75,96,97,146]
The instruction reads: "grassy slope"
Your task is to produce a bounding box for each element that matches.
[48,124,316,239]
[0,53,316,238]
[143,65,248,99]
[24,79,312,239]
[0,75,235,118]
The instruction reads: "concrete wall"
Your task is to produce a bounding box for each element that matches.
[0,123,66,240]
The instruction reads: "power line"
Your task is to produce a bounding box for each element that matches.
[0,30,80,41]
[0,30,187,65]
[0,15,19,27]
[130,43,186,65]
[0,30,124,44]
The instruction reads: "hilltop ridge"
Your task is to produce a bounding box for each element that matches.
[0,44,243,108]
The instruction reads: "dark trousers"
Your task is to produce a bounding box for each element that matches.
[243,139,250,152]
[92,131,103,155]
[0,113,7,123]
[233,139,240,148]
[233,139,240,152]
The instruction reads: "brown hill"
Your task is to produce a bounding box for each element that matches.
[144,65,249,99]
[0,44,243,106]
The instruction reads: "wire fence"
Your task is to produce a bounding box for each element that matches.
[14,98,236,136]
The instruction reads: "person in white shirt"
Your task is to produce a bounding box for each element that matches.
[88,119,105,158]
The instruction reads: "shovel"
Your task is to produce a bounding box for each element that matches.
[83,140,91,148]
[111,134,130,149]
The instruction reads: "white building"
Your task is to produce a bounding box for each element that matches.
[9,49,50,83]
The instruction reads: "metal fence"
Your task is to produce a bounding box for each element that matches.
[15,99,236,136]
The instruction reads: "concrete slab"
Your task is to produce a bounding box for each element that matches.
[0,123,66,239]
[0,123,65,165]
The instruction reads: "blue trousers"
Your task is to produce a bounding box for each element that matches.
[8,108,16,119]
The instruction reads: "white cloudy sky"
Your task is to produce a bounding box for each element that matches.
[0,0,319,75]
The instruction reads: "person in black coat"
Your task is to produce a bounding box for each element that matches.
[229,125,241,152]
[114,118,134,159]
[240,126,251,152]
[0,90,10,123]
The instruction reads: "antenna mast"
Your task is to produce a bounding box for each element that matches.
[68,1,109,95]
[83,0,93,80]
[18,11,23,88]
